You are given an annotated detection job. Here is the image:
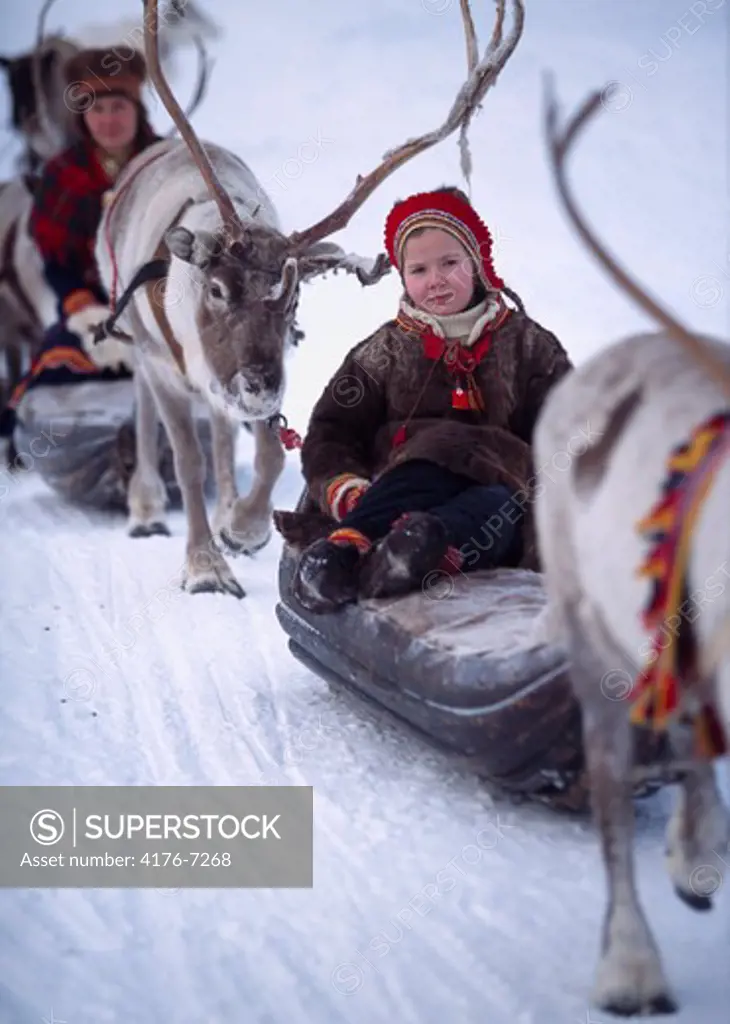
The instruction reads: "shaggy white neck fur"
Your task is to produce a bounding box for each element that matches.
[400,293,503,347]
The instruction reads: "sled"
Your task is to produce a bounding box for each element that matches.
[10,378,215,511]
[275,489,678,812]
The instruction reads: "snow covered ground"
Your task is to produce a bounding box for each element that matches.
[1,457,729,1024]
[1,1,728,1022]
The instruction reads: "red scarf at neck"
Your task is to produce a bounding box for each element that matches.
[394,303,512,416]
[396,303,511,370]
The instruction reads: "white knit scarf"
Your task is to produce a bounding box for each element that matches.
[399,292,505,348]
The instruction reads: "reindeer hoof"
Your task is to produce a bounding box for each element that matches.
[674,884,713,912]
[184,552,246,598]
[597,993,678,1017]
[186,574,246,599]
[220,500,274,556]
[219,525,271,556]
[129,521,171,538]
[665,842,716,910]
[593,950,677,1017]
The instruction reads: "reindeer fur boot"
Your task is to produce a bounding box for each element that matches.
[358,511,451,600]
[293,528,371,613]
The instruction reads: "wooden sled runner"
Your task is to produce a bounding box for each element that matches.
[10,379,215,511]
[276,489,680,812]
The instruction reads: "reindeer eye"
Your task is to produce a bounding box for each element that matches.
[210,282,224,300]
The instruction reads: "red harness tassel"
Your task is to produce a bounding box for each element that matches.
[279,426,302,450]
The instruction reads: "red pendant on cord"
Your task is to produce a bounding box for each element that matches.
[392,425,408,448]
[451,383,471,410]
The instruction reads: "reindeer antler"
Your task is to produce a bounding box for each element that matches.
[143,0,245,240]
[32,0,63,154]
[543,74,730,400]
[164,34,213,138]
[456,0,482,192]
[288,0,524,253]
[460,0,479,73]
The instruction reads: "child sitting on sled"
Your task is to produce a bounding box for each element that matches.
[274,185,573,613]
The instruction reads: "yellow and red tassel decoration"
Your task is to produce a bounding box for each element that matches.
[631,411,730,758]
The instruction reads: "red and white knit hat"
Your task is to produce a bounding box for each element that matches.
[384,189,505,293]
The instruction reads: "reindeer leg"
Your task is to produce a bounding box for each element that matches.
[148,377,245,599]
[127,369,170,537]
[665,759,730,910]
[2,340,23,472]
[220,418,285,555]
[563,601,677,1017]
[6,341,22,396]
[209,408,239,538]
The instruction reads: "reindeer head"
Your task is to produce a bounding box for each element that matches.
[0,36,79,161]
[0,51,50,133]
[165,221,301,420]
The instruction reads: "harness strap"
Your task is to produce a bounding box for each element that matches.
[91,258,170,344]
[144,238,187,376]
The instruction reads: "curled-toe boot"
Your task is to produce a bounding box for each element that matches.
[293,529,371,613]
[358,511,451,600]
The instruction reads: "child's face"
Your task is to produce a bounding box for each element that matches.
[401,228,475,316]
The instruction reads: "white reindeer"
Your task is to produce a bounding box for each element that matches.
[533,81,730,1016]
[91,0,526,598]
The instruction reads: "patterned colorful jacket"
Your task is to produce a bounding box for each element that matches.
[29,133,160,321]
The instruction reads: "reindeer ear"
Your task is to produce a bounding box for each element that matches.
[166,227,220,267]
[166,226,195,263]
[296,241,347,282]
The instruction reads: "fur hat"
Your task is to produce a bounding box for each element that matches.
[64,47,147,109]
[384,189,505,293]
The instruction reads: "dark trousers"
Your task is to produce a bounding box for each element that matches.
[339,459,523,571]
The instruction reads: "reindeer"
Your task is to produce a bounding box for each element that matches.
[0,0,218,174]
[532,79,730,1016]
[90,0,525,598]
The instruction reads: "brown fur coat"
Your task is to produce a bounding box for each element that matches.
[274,303,573,570]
